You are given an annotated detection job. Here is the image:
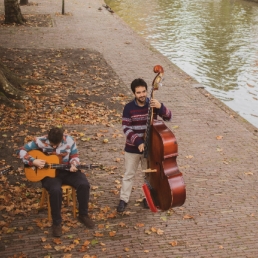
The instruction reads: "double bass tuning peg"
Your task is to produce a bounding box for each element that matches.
[159,76,165,86]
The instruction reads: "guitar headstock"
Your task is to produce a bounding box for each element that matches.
[0,166,13,176]
[90,163,102,169]
[79,163,102,170]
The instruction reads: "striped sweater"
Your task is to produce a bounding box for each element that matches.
[122,98,172,154]
[18,134,80,166]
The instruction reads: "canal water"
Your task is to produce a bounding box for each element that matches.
[105,0,258,128]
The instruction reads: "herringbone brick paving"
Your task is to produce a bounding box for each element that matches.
[0,0,258,257]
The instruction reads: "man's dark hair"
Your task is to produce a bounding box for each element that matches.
[130,78,147,93]
[48,127,64,145]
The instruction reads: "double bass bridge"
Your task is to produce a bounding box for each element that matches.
[142,168,157,173]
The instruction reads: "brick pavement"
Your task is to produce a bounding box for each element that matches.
[1,0,258,257]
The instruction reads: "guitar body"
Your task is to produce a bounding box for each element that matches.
[24,150,59,182]
[24,150,99,182]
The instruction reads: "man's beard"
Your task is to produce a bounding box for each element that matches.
[136,96,146,105]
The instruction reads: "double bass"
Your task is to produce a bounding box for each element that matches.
[142,65,186,212]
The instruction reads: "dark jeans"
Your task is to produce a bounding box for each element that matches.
[41,169,90,225]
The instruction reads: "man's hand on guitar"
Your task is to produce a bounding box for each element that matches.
[150,99,161,109]
[70,162,78,173]
[138,143,145,152]
[33,159,46,169]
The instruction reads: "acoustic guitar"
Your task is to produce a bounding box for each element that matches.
[24,150,100,182]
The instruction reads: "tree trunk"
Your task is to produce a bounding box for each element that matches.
[4,0,26,24]
[20,0,29,6]
[0,60,44,109]
[0,68,28,100]
[0,62,44,89]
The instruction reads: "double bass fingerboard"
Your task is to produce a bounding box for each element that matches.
[143,88,154,159]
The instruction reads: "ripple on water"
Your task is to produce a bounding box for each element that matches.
[105,0,258,128]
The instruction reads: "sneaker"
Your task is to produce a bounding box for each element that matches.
[52,224,62,237]
[78,215,95,229]
[117,200,127,212]
[142,198,149,209]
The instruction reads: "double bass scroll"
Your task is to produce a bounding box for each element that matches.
[142,65,186,212]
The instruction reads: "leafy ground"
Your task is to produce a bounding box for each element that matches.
[0,47,129,168]
[0,8,188,258]
[0,46,131,249]
[0,4,70,28]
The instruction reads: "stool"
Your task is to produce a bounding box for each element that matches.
[39,185,77,221]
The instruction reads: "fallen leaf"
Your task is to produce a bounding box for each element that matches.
[136,223,144,227]
[185,155,194,159]
[91,239,99,245]
[44,244,52,249]
[160,216,167,222]
[150,227,157,232]
[81,137,91,141]
[73,239,80,245]
[82,240,90,247]
[183,214,194,219]
[157,229,164,235]
[118,222,126,227]
[109,231,116,237]
[54,245,65,251]
[169,240,177,246]
[53,238,62,244]
[244,172,253,175]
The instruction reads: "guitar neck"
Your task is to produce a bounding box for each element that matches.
[49,164,93,170]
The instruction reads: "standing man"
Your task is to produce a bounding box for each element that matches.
[18,127,95,237]
[117,78,172,212]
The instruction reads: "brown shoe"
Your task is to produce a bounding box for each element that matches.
[78,215,95,229]
[52,224,62,237]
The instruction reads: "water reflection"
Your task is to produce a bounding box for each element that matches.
[105,0,258,128]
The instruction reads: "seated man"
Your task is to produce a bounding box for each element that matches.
[18,127,94,237]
